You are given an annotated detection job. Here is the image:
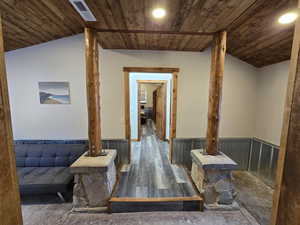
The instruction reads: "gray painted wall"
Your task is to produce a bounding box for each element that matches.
[14,139,129,166]
[173,138,251,170]
[172,137,279,187]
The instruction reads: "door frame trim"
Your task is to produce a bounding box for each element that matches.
[123,67,179,163]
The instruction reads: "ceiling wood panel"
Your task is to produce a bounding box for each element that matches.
[0,0,297,67]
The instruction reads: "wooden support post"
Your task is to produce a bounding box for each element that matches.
[85,27,103,157]
[206,31,227,155]
[0,17,23,225]
[271,3,300,225]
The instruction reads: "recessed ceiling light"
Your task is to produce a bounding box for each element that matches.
[278,12,298,24]
[152,8,166,19]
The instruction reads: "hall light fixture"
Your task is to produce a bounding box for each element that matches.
[278,11,298,24]
[152,8,166,19]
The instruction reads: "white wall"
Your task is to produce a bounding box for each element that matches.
[6,35,88,140]
[5,34,258,140]
[141,83,159,107]
[102,47,258,139]
[255,61,289,145]
[129,73,172,139]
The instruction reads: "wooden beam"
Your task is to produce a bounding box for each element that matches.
[0,16,23,225]
[123,67,179,73]
[85,27,102,156]
[85,26,217,36]
[206,31,227,155]
[271,2,300,224]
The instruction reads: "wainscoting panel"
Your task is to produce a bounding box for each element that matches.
[172,138,251,170]
[248,138,279,187]
[102,139,129,165]
[14,139,129,166]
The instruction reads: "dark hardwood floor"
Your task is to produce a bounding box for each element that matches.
[113,120,198,198]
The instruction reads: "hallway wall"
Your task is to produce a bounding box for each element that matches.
[254,61,289,146]
[5,34,258,140]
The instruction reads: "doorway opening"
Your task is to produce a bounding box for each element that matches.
[123,67,179,163]
[138,80,169,143]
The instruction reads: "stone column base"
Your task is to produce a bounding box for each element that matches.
[70,150,117,212]
[191,149,239,210]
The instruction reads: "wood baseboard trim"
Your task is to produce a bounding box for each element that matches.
[110,196,202,202]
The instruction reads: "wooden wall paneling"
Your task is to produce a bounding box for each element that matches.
[104,0,134,48]
[87,0,131,48]
[0,0,296,66]
[271,1,300,223]
[0,16,23,225]
[227,0,296,67]
[119,0,144,49]
[85,27,102,156]
[206,31,227,155]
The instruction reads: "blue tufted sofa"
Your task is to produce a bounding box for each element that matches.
[15,144,86,198]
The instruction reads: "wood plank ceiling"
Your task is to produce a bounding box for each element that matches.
[0,0,297,67]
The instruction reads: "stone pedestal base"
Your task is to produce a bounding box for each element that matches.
[191,149,239,210]
[70,150,117,211]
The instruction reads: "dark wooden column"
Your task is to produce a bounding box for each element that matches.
[271,3,300,225]
[0,17,23,225]
[206,31,227,155]
[85,27,103,156]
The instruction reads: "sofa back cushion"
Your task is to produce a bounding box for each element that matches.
[15,144,87,167]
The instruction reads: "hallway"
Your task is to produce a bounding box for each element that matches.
[113,120,198,198]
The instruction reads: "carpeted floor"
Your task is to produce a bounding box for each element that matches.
[233,171,273,225]
[21,171,272,225]
[22,202,259,225]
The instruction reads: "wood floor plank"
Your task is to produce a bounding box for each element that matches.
[113,120,199,198]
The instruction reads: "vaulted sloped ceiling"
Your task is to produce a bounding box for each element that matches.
[0,0,297,67]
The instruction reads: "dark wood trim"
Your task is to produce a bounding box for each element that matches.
[86,26,217,36]
[124,67,179,73]
[110,196,202,202]
[271,1,300,223]
[138,80,167,84]
[0,17,23,225]
[206,31,227,155]
[170,72,178,163]
[124,71,131,163]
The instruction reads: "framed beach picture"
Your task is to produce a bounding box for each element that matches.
[39,82,71,104]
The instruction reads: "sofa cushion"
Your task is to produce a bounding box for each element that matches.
[15,144,86,167]
[17,167,73,194]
